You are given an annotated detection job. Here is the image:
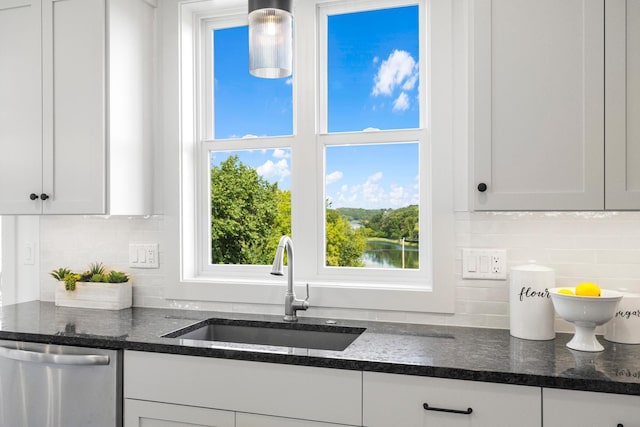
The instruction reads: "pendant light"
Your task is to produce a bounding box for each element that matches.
[248,0,293,78]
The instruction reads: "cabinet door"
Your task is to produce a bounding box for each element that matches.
[42,0,106,214]
[473,0,604,210]
[543,388,640,427]
[0,0,43,214]
[237,413,359,427]
[606,0,640,209]
[125,399,235,427]
[125,351,362,426]
[363,372,541,427]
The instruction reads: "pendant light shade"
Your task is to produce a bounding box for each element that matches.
[248,0,293,78]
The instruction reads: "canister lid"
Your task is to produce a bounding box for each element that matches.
[510,260,554,272]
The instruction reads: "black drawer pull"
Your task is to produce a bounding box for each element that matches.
[617,424,623,427]
[423,403,473,415]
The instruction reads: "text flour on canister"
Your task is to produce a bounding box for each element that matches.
[509,261,555,341]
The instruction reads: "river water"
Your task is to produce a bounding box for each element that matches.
[362,240,419,269]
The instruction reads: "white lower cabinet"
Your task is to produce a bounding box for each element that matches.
[362,372,541,427]
[236,413,356,427]
[543,388,640,427]
[124,351,362,427]
[125,399,234,427]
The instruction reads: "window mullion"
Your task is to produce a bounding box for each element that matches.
[290,0,320,282]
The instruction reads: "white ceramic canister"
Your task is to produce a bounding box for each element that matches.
[509,262,556,340]
[604,292,640,344]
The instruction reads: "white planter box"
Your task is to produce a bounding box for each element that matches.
[55,281,132,310]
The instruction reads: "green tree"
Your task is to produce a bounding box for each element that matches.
[364,205,419,240]
[268,189,292,252]
[325,209,367,267]
[211,155,283,264]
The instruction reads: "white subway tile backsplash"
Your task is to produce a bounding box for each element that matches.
[35,211,640,330]
[596,250,640,264]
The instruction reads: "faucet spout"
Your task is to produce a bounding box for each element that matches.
[271,235,310,322]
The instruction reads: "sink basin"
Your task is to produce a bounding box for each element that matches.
[162,318,365,351]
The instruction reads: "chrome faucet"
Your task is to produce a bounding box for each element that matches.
[271,235,310,322]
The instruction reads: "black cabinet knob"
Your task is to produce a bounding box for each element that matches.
[618,424,624,427]
[29,193,39,200]
[40,193,49,201]
[477,183,488,192]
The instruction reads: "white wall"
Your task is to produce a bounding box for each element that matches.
[36,212,640,331]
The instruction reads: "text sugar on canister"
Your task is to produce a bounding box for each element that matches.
[509,261,556,340]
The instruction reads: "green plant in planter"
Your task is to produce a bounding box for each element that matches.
[50,268,81,290]
[50,262,129,291]
[50,268,72,281]
[79,262,106,282]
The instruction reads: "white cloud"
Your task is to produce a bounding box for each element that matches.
[392,92,410,112]
[388,183,418,207]
[285,77,293,85]
[328,171,420,209]
[368,172,383,182]
[325,170,344,185]
[371,50,418,97]
[272,148,290,159]
[362,172,385,204]
[256,158,290,182]
[402,74,418,91]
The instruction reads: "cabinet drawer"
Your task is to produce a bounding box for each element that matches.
[125,399,234,427]
[543,388,640,427]
[124,351,362,426]
[363,372,541,427]
[236,412,359,427]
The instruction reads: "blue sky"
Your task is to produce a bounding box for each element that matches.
[212,5,419,210]
[325,143,419,209]
[211,143,419,210]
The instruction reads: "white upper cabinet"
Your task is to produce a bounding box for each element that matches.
[605,0,640,209]
[0,0,43,214]
[0,0,155,215]
[41,0,106,214]
[473,0,605,211]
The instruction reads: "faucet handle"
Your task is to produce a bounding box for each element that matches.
[304,283,310,302]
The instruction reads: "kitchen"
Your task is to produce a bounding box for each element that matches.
[1,0,640,426]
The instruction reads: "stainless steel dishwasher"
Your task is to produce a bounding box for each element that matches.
[0,340,122,427]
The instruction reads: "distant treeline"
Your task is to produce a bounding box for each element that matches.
[337,205,419,241]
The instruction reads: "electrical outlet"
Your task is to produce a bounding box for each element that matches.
[462,249,507,280]
[492,255,502,273]
[129,243,159,268]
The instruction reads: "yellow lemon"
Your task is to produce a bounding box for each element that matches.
[575,282,601,297]
[558,288,574,296]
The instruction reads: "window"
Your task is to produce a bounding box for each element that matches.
[169,0,455,313]
[326,5,420,132]
[325,143,419,270]
[212,25,293,139]
[209,149,291,266]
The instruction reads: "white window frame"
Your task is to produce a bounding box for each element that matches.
[163,0,455,313]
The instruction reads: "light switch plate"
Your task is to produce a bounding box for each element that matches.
[129,243,159,269]
[462,248,507,280]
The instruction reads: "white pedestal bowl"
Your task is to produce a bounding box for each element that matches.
[549,288,622,352]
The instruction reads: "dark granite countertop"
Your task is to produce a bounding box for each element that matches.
[1,301,639,396]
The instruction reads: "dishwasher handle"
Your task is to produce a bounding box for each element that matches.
[0,345,110,366]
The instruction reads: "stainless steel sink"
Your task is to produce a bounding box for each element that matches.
[163,318,365,351]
